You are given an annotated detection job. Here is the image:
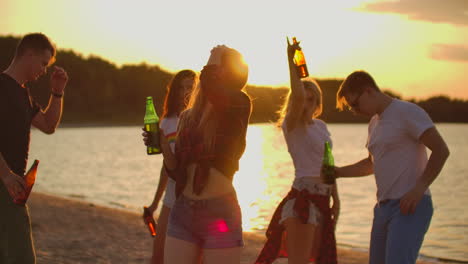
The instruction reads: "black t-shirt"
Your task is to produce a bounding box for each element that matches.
[0,73,41,176]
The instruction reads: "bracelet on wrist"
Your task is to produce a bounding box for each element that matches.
[51,92,64,98]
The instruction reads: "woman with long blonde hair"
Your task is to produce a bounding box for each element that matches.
[255,39,340,264]
[162,45,251,264]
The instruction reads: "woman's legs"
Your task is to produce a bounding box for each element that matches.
[150,205,170,264]
[310,221,323,259]
[164,236,202,264]
[284,217,318,264]
[203,247,242,264]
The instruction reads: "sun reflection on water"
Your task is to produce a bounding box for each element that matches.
[28,124,468,261]
[234,124,293,232]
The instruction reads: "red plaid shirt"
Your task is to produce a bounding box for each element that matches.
[254,188,337,264]
[172,65,251,196]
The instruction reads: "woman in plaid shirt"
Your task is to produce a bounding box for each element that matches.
[162,45,251,264]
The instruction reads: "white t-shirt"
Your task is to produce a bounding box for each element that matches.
[159,115,178,207]
[159,115,178,154]
[366,99,434,201]
[282,119,332,178]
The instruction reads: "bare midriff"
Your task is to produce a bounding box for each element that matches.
[182,163,235,200]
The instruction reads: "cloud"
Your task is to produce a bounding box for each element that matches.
[359,0,468,26]
[430,44,468,62]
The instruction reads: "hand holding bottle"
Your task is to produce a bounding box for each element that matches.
[144,96,162,155]
[322,141,336,184]
[320,165,336,185]
[143,206,157,237]
[13,160,39,205]
[141,128,151,146]
[1,171,26,202]
[286,37,300,61]
[287,36,309,78]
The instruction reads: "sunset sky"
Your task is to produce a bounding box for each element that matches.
[1,0,467,99]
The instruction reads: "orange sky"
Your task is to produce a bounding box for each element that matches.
[1,0,467,99]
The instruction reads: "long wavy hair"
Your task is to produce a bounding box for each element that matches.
[178,48,248,150]
[277,79,323,127]
[161,69,197,119]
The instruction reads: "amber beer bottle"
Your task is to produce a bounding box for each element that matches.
[322,141,336,184]
[292,37,309,78]
[14,159,39,205]
[143,206,157,237]
[144,96,162,155]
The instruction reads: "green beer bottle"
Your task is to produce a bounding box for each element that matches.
[322,141,335,184]
[144,96,161,155]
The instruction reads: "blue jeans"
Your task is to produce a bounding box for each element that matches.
[369,195,433,264]
[167,192,243,249]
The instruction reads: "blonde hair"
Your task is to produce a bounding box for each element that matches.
[277,79,323,127]
[177,82,217,151]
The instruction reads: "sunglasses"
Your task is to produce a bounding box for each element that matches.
[348,93,363,111]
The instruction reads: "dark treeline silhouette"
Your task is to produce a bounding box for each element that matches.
[1,35,467,125]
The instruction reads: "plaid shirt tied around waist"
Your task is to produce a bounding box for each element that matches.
[254,188,337,264]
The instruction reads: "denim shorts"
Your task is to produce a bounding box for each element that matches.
[167,192,244,249]
[280,177,332,225]
[162,177,176,208]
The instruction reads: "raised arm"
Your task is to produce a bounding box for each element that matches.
[32,66,68,134]
[200,45,250,113]
[284,38,306,132]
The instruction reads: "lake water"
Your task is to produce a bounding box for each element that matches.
[29,123,468,262]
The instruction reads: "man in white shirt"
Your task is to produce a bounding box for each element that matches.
[333,70,449,264]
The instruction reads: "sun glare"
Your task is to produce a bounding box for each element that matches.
[234,124,295,232]
[2,0,466,98]
[234,126,269,231]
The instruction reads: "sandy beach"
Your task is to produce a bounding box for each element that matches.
[27,192,447,264]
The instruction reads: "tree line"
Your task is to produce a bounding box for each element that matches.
[1,35,467,125]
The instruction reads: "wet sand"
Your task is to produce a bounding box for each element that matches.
[28,192,445,263]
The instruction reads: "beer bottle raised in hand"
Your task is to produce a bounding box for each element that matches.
[322,141,336,184]
[292,37,309,78]
[144,96,162,155]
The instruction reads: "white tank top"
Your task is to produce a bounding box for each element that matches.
[282,119,332,178]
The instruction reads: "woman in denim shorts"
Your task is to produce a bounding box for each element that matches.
[255,39,340,264]
[142,69,197,264]
[161,45,251,264]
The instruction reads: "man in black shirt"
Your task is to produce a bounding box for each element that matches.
[0,33,68,263]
